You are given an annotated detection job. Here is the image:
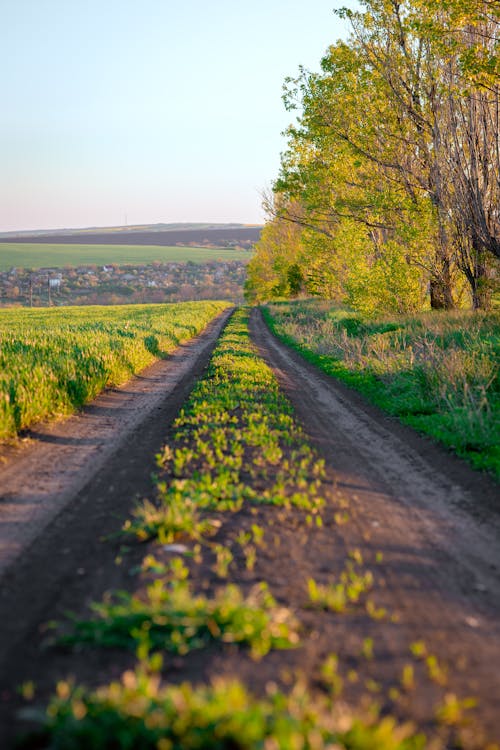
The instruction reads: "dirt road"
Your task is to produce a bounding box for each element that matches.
[0,306,499,746]
[0,310,232,738]
[0,309,232,579]
[250,308,500,739]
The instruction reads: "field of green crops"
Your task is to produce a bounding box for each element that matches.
[0,243,251,271]
[264,300,500,478]
[0,300,229,439]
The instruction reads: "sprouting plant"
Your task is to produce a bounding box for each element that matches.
[59,579,300,660]
[307,563,373,613]
[366,599,388,621]
[320,654,344,696]
[425,654,448,687]
[251,523,265,546]
[361,637,374,660]
[32,663,426,749]
[244,545,257,571]
[435,693,478,726]
[212,544,233,578]
[401,664,415,692]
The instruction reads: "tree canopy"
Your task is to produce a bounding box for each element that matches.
[247,0,499,311]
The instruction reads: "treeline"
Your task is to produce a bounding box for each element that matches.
[246,0,499,312]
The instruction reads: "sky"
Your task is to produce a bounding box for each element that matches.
[1,0,351,232]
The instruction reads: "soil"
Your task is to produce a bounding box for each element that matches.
[0,226,262,247]
[0,306,499,748]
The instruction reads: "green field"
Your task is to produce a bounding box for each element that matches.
[0,300,229,439]
[0,243,251,271]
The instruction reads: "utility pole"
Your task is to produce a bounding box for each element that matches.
[29,273,33,307]
[47,273,51,306]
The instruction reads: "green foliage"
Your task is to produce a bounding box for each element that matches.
[29,664,426,750]
[60,566,299,659]
[307,561,374,613]
[245,209,304,303]
[251,0,500,312]
[264,300,500,477]
[0,301,229,439]
[126,308,325,541]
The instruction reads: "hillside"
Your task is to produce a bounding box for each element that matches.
[0,223,263,247]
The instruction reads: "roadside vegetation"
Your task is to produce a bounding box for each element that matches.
[264,300,499,478]
[22,309,481,749]
[0,300,229,440]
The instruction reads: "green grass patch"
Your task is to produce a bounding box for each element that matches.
[125,308,325,542]
[0,301,229,439]
[24,663,425,750]
[263,300,500,479]
[60,561,299,660]
[0,242,251,271]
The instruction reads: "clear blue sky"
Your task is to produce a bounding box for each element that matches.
[1,0,350,232]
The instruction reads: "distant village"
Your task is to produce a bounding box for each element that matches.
[0,260,248,307]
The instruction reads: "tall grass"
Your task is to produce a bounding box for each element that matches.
[264,301,499,477]
[0,301,229,439]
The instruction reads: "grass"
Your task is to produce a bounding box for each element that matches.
[0,300,229,439]
[60,561,299,660]
[0,243,252,271]
[124,307,325,542]
[25,663,425,750]
[263,300,500,478]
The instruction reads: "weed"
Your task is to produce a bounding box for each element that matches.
[59,573,299,660]
[25,662,426,750]
[307,562,373,613]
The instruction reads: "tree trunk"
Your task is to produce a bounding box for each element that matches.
[470,249,492,311]
[430,253,455,310]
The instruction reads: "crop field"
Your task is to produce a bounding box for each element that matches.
[0,243,251,271]
[6,308,492,749]
[0,300,229,439]
[264,300,500,478]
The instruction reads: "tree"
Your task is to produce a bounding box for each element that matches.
[245,196,305,303]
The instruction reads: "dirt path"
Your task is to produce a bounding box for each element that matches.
[250,308,500,739]
[0,309,232,579]
[0,306,499,747]
[0,309,232,740]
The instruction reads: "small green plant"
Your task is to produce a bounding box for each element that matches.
[59,575,299,660]
[24,662,427,750]
[435,693,478,726]
[307,562,374,613]
[401,664,415,691]
[212,543,233,578]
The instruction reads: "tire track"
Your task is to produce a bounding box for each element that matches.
[250,307,500,741]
